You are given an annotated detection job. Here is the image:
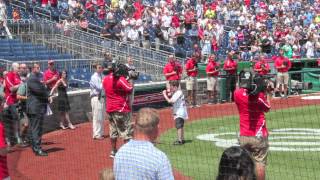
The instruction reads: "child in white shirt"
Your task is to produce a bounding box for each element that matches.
[163,80,188,145]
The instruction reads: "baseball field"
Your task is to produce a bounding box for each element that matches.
[158,104,320,180]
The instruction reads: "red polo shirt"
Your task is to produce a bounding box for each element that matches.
[254,61,270,75]
[163,62,182,80]
[223,58,237,75]
[43,69,59,89]
[275,56,292,73]
[0,122,8,179]
[5,71,21,105]
[206,61,219,77]
[234,88,270,137]
[185,58,198,77]
[103,73,133,113]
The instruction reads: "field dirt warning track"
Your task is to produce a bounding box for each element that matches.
[8,94,320,180]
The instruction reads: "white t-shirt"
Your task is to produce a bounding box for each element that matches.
[170,90,188,120]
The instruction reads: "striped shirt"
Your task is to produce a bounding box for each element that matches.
[114,140,174,180]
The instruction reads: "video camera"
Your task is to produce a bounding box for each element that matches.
[113,62,139,80]
[239,71,273,95]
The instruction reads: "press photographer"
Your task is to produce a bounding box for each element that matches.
[234,71,271,180]
[103,62,134,158]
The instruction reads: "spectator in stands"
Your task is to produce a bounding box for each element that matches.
[50,70,76,130]
[12,8,21,22]
[103,63,133,158]
[114,108,174,180]
[163,80,188,145]
[3,63,22,147]
[0,1,6,22]
[89,62,106,140]
[206,55,220,104]
[185,54,199,107]
[234,72,271,180]
[27,63,52,156]
[0,19,7,39]
[79,16,89,32]
[163,55,182,90]
[223,51,238,102]
[17,64,30,145]
[275,49,292,98]
[43,60,60,91]
[216,146,256,180]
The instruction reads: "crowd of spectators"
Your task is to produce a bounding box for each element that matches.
[9,0,319,61]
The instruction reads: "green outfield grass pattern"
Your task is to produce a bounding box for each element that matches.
[158,105,320,180]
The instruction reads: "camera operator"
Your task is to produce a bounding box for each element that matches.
[234,71,271,180]
[163,55,182,90]
[223,51,238,102]
[254,54,273,102]
[89,63,106,140]
[103,63,134,158]
[275,49,292,98]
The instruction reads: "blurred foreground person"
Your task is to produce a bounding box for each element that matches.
[114,108,174,180]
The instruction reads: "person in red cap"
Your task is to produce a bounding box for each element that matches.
[275,49,292,98]
[43,60,60,91]
[163,55,182,90]
[185,54,199,107]
[223,51,238,102]
[206,54,220,104]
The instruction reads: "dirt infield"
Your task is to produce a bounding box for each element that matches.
[7,95,320,180]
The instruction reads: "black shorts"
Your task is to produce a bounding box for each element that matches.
[175,117,185,129]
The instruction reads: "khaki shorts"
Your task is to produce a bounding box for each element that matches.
[186,77,198,90]
[277,72,289,88]
[108,112,133,140]
[207,76,219,91]
[239,136,269,165]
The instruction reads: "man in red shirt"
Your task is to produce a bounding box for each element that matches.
[206,55,220,104]
[223,51,238,102]
[3,62,21,146]
[163,55,182,90]
[185,54,199,107]
[254,54,274,101]
[103,63,133,158]
[234,73,271,180]
[274,49,292,98]
[43,60,59,91]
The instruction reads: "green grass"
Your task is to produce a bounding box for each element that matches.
[157,105,320,180]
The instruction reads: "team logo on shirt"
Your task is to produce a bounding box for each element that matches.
[196,128,320,152]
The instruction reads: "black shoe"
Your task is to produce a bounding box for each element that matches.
[173,140,184,145]
[34,149,48,156]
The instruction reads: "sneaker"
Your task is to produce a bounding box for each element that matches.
[110,150,117,158]
[173,140,183,145]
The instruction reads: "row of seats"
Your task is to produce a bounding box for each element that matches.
[0,39,74,61]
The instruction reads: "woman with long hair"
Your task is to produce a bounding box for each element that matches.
[50,70,76,130]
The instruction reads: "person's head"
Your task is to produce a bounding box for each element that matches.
[48,60,55,70]
[208,54,216,62]
[169,80,180,92]
[32,63,41,74]
[168,55,175,64]
[135,108,160,141]
[19,63,28,77]
[99,168,114,180]
[127,56,133,65]
[216,146,256,180]
[12,62,20,73]
[279,49,284,56]
[94,62,104,74]
[60,70,68,79]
